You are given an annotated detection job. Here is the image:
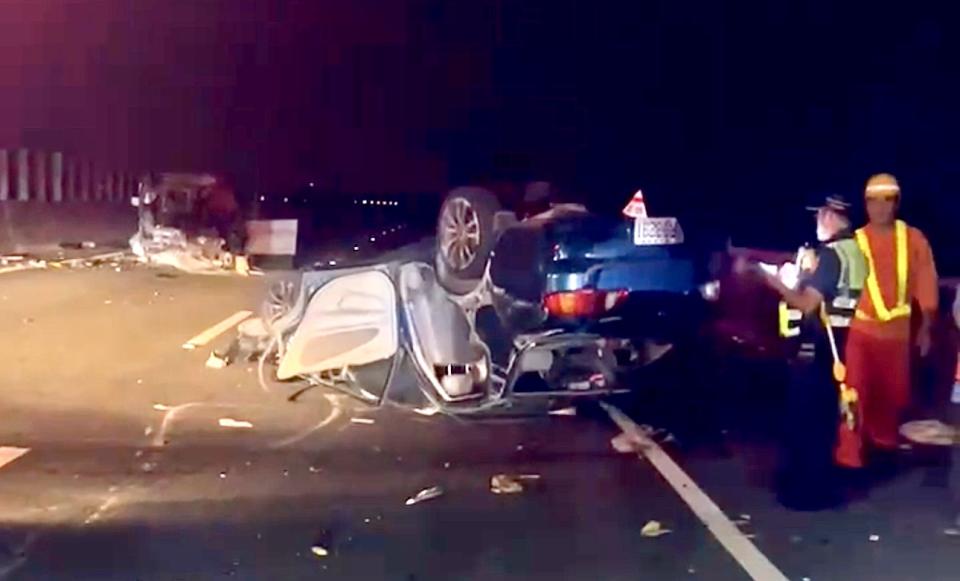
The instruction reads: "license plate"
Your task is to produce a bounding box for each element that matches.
[633,217,684,246]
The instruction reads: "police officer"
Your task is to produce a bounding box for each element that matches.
[748,195,866,509]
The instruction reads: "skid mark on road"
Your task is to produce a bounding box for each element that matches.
[270,394,343,448]
[152,403,238,447]
[602,402,789,581]
[0,447,29,471]
[181,310,252,350]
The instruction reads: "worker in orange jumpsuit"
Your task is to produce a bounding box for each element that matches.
[841,173,939,468]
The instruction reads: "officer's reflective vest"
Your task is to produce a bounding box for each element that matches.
[778,235,866,338]
[854,220,911,322]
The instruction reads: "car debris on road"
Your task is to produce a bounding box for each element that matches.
[206,352,230,370]
[405,485,444,506]
[349,417,375,425]
[640,520,672,538]
[218,418,254,429]
[490,474,541,494]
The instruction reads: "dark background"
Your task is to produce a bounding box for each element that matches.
[2,1,958,270]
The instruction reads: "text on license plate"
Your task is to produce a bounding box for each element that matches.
[634,217,684,246]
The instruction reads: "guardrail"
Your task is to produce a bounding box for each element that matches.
[0,149,136,203]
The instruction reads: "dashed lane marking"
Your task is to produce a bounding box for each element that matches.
[182,310,252,350]
[0,447,29,470]
[601,402,789,581]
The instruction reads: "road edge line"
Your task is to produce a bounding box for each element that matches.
[601,402,789,581]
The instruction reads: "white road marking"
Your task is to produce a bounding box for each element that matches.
[0,447,29,470]
[601,402,789,581]
[181,310,252,349]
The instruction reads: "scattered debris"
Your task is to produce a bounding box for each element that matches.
[548,406,577,416]
[350,417,375,425]
[611,432,645,454]
[141,462,156,473]
[311,545,329,558]
[144,426,154,436]
[206,352,230,370]
[413,406,440,417]
[443,462,451,469]
[309,466,321,473]
[490,474,541,495]
[219,471,228,479]
[869,534,880,542]
[641,520,672,538]
[81,241,97,249]
[218,418,254,429]
[152,403,171,411]
[405,485,444,506]
[900,419,957,447]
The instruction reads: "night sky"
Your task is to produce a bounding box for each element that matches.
[2,1,958,266]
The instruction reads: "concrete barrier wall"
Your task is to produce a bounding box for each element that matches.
[0,201,136,253]
[0,148,139,253]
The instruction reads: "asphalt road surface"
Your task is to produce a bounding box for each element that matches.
[0,253,958,580]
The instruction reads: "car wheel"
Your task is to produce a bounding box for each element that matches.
[262,275,301,332]
[435,187,501,295]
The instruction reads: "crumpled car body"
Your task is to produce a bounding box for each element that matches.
[259,259,675,415]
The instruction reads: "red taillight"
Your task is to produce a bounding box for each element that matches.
[543,289,629,318]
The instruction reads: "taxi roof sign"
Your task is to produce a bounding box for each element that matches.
[622,190,648,219]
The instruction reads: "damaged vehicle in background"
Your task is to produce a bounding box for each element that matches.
[130,173,244,274]
[247,183,722,415]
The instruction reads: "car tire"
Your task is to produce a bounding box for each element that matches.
[435,186,501,295]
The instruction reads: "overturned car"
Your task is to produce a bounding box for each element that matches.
[251,187,719,415]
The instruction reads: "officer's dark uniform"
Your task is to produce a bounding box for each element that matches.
[777,225,864,510]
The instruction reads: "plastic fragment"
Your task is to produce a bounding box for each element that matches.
[219,418,254,429]
[350,417,375,425]
[490,474,541,494]
[206,352,229,370]
[641,520,672,538]
[869,534,880,542]
[311,545,328,558]
[405,485,444,506]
